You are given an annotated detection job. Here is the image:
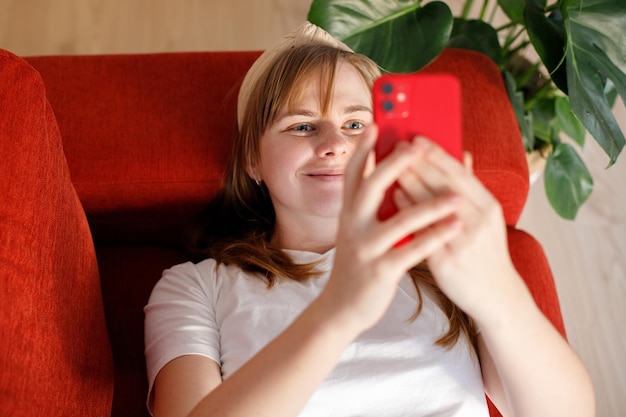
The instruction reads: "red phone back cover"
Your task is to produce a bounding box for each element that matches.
[373,73,462,221]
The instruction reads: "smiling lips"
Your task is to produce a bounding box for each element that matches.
[305,168,344,181]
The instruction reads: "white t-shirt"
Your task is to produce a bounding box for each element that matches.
[144,248,489,416]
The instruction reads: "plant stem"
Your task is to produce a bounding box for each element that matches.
[518,61,543,88]
[506,40,532,59]
[496,20,522,32]
[479,0,490,20]
[525,81,558,111]
[488,1,498,23]
[503,27,527,52]
[461,0,474,19]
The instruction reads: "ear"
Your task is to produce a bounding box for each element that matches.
[245,162,261,184]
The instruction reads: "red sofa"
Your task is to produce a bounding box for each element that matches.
[0,47,564,417]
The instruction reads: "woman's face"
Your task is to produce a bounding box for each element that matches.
[252,60,373,229]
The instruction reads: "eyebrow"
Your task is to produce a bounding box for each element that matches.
[343,105,373,114]
[277,105,372,121]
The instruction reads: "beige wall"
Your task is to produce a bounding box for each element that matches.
[2,1,625,415]
[0,0,311,55]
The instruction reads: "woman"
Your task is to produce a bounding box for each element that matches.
[144,22,594,417]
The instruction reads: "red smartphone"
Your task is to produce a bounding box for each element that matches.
[373,73,463,236]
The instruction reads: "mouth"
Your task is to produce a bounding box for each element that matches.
[304,168,345,182]
[306,169,344,177]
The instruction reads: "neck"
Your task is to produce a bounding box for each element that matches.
[272,216,338,254]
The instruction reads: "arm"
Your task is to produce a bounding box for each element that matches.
[173,294,363,417]
[153,355,222,417]
[396,137,595,417]
[476,279,595,417]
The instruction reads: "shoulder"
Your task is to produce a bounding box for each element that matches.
[147,258,232,308]
[148,259,215,300]
[148,257,267,304]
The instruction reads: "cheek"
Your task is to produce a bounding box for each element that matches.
[259,142,304,180]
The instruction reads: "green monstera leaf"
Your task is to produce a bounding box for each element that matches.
[308,0,453,73]
[544,141,593,219]
[555,96,585,146]
[504,71,535,151]
[524,3,568,93]
[531,96,558,143]
[448,18,503,66]
[563,0,626,166]
[498,0,526,21]
[306,0,626,220]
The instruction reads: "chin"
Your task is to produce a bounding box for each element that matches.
[302,186,341,208]
[308,198,343,218]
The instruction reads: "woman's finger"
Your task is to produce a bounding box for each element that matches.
[342,125,378,212]
[383,212,462,273]
[349,137,426,222]
[409,138,494,209]
[396,164,436,203]
[392,187,413,210]
[370,193,461,253]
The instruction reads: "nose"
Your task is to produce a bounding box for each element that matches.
[316,129,349,157]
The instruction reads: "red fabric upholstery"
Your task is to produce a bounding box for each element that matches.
[508,227,566,336]
[0,47,563,417]
[423,49,530,226]
[22,50,261,416]
[0,50,114,416]
[25,51,262,246]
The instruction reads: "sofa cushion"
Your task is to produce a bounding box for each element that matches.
[0,49,114,416]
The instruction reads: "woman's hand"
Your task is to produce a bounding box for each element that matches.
[394,137,521,324]
[373,136,595,417]
[320,128,464,335]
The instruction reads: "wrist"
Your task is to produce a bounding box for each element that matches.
[475,296,541,342]
[307,289,369,343]
[471,270,539,335]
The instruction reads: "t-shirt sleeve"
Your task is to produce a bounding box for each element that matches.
[144,260,221,412]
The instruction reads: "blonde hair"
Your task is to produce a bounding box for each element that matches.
[192,23,476,350]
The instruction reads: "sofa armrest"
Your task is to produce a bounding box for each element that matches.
[0,48,114,416]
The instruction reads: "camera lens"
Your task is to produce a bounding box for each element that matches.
[383,101,394,112]
[382,83,393,94]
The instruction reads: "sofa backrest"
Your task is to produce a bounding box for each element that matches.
[26,51,262,248]
[26,48,529,250]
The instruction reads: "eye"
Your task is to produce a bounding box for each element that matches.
[286,123,317,136]
[345,121,364,129]
[293,124,314,132]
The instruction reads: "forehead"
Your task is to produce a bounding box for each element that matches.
[285,60,372,112]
